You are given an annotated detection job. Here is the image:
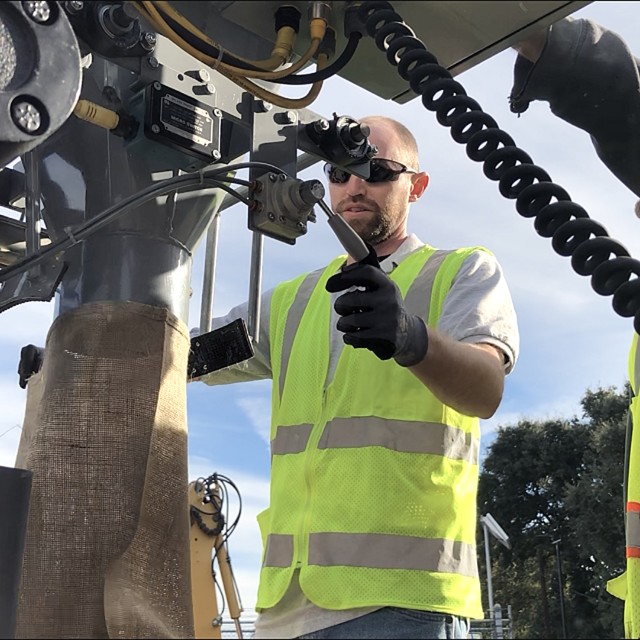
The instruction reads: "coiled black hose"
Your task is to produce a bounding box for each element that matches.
[358,0,640,333]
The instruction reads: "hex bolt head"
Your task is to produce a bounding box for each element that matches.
[196,69,211,83]
[12,101,42,134]
[313,118,330,133]
[204,83,216,95]
[213,108,222,118]
[285,110,297,124]
[153,81,162,91]
[148,56,159,68]
[151,124,160,134]
[141,32,157,51]
[23,1,51,23]
[65,0,83,14]
[211,150,221,160]
[269,173,278,182]
[267,212,275,221]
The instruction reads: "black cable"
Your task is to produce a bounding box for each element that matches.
[277,33,362,84]
[0,161,287,284]
[151,4,264,72]
[358,0,640,333]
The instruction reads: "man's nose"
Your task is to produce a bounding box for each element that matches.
[344,174,367,197]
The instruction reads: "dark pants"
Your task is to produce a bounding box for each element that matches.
[295,607,469,639]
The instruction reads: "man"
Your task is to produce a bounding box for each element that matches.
[510,16,640,638]
[200,115,519,639]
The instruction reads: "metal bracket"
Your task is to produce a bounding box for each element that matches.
[0,255,67,312]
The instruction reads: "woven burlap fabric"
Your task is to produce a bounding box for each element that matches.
[15,301,194,638]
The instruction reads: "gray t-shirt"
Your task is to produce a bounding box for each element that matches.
[197,234,520,638]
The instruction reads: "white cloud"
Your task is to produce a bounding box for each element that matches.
[234,386,273,446]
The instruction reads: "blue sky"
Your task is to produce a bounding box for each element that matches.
[1,0,639,614]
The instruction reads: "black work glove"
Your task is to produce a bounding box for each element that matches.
[325,254,429,367]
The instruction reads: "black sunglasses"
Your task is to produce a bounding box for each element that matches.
[323,158,417,184]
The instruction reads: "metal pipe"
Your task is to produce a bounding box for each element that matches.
[199,212,221,334]
[552,539,567,639]
[483,521,495,624]
[23,150,41,256]
[247,231,264,343]
[0,465,33,640]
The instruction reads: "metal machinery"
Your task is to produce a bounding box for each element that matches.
[8,0,634,638]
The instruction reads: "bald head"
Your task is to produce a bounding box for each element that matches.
[360,115,420,170]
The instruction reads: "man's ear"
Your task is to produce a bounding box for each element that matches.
[409,172,429,202]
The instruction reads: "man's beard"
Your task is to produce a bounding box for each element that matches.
[349,212,393,245]
[337,198,396,245]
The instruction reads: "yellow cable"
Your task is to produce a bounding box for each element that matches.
[147,1,325,80]
[137,2,328,109]
[151,0,288,71]
[217,53,328,109]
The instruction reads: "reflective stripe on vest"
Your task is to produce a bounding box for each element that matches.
[628,501,640,559]
[271,417,478,461]
[264,532,478,577]
[278,268,325,400]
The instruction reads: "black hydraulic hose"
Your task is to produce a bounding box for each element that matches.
[277,33,362,84]
[358,0,640,333]
[0,162,286,284]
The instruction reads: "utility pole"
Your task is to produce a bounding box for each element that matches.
[480,514,511,639]
[552,539,567,639]
[537,546,552,638]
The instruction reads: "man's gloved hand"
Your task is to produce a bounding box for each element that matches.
[325,262,429,367]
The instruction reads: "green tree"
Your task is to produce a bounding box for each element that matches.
[478,385,629,639]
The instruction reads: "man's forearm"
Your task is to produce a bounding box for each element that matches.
[408,328,505,419]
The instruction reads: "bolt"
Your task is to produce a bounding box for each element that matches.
[285,110,297,124]
[65,0,83,14]
[267,212,275,221]
[313,118,330,133]
[151,124,160,134]
[153,81,161,91]
[211,150,221,160]
[141,32,156,51]
[297,221,306,231]
[23,1,51,23]
[279,173,287,181]
[203,83,216,96]
[213,108,222,118]
[269,173,278,182]
[12,101,42,134]
[255,100,272,113]
[196,69,210,83]
[148,56,159,68]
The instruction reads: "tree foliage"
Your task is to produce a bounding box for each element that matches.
[478,385,629,639]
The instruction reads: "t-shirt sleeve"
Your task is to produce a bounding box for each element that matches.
[437,251,520,373]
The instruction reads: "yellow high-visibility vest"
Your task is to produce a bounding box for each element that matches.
[256,245,489,618]
[608,332,640,638]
